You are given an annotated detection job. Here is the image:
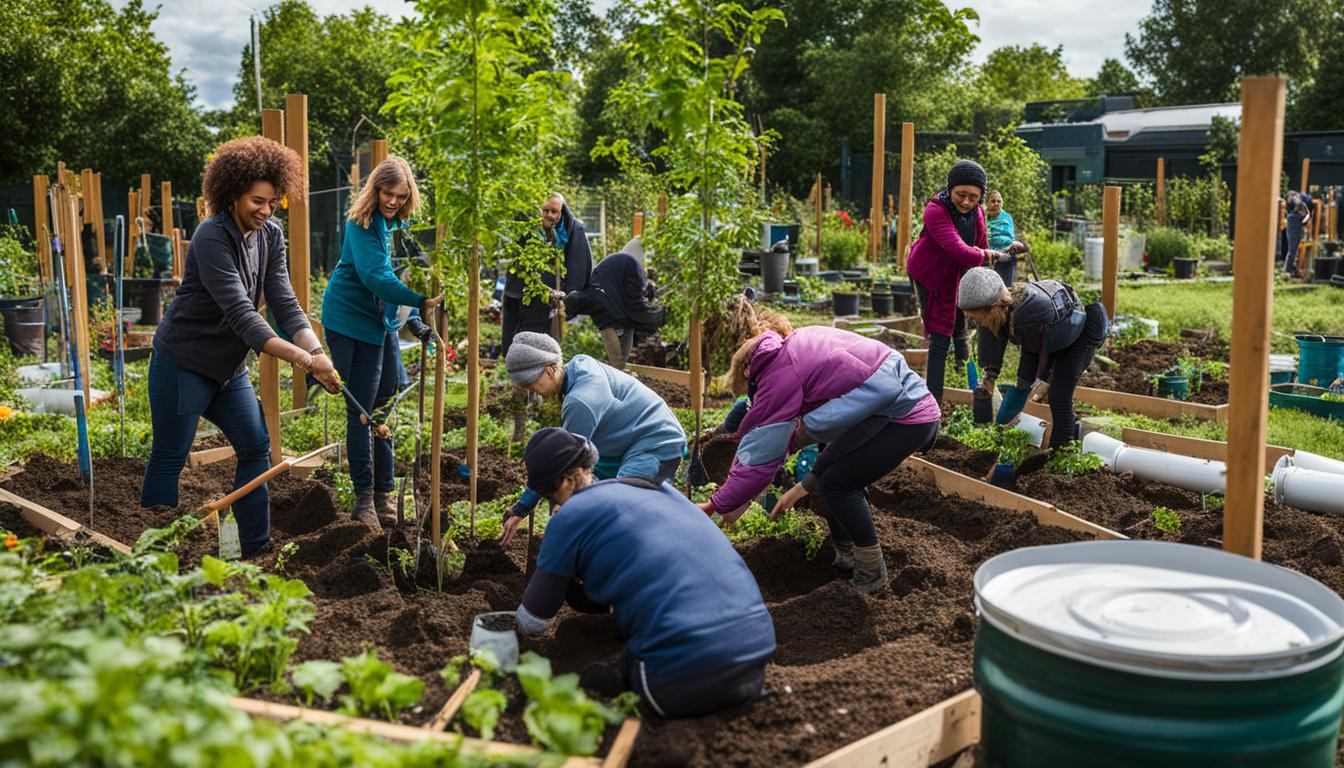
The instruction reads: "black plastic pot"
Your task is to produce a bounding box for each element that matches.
[782,279,800,297]
[0,297,44,357]
[871,291,895,317]
[817,270,842,283]
[1314,256,1340,282]
[124,277,166,325]
[832,291,861,317]
[1173,258,1199,279]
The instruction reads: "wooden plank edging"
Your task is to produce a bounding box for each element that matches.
[1121,427,1291,466]
[803,689,980,768]
[627,364,709,391]
[228,696,604,767]
[1073,386,1227,423]
[0,486,133,554]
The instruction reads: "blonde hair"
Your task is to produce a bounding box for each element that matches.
[976,285,1025,336]
[348,156,420,228]
[728,332,777,396]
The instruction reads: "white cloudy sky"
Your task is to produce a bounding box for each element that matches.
[120,0,1151,110]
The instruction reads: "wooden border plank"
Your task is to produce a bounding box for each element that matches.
[601,719,641,768]
[833,315,922,335]
[0,487,132,554]
[627,363,710,392]
[188,445,236,468]
[425,668,480,731]
[1073,386,1225,422]
[905,458,1125,540]
[1120,428,1290,466]
[804,689,980,768]
[229,697,601,767]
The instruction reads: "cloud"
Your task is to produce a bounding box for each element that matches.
[950,0,1150,77]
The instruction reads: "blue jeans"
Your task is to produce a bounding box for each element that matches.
[140,351,272,555]
[327,329,397,495]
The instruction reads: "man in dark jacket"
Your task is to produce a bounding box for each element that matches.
[503,193,592,354]
[559,240,665,368]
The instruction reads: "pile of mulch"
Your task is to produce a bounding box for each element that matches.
[1083,337,1230,405]
[6,446,1097,766]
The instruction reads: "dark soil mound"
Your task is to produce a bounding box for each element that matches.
[698,434,739,485]
[1083,337,1230,406]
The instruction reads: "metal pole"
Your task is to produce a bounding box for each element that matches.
[251,15,263,115]
[114,215,126,456]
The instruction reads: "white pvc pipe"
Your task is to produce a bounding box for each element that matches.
[16,387,111,415]
[1016,415,1047,448]
[1273,456,1344,515]
[1082,432,1228,495]
[1289,451,1344,477]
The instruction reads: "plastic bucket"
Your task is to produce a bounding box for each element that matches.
[871,291,894,317]
[1173,258,1199,279]
[832,291,860,317]
[1,299,44,357]
[470,612,519,671]
[1156,374,1190,400]
[124,277,165,326]
[1295,335,1344,388]
[975,540,1344,767]
[1313,257,1339,282]
[760,249,788,293]
[1083,237,1104,280]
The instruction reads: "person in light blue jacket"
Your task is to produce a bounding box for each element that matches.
[321,156,441,527]
[497,332,686,548]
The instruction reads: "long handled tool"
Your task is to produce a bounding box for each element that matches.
[197,442,341,517]
[113,215,127,456]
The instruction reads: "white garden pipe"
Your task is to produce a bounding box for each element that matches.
[1082,431,1228,495]
[1273,457,1344,516]
[1288,451,1344,477]
[1016,415,1048,448]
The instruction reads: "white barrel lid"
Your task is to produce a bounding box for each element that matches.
[975,541,1344,680]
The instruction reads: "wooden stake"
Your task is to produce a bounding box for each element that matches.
[33,175,51,285]
[601,720,642,768]
[688,315,703,419]
[815,172,823,261]
[1155,157,1166,227]
[632,211,643,238]
[371,138,388,167]
[870,93,886,262]
[140,174,152,225]
[467,240,481,532]
[91,172,107,272]
[198,443,339,514]
[62,189,92,405]
[897,122,914,271]
[1301,157,1311,193]
[599,199,608,257]
[80,169,95,225]
[260,108,285,466]
[1329,191,1337,242]
[1101,186,1121,319]
[126,190,139,277]
[1224,76,1286,561]
[430,303,448,549]
[172,228,183,279]
[1310,198,1322,265]
[656,194,667,222]
[286,93,311,409]
[426,668,480,731]
[161,180,174,250]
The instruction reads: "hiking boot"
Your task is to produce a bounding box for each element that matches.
[374,491,397,527]
[832,541,855,576]
[851,545,888,594]
[353,491,382,530]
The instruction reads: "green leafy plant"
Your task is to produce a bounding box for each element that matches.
[1202,493,1225,510]
[1045,441,1103,476]
[515,651,622,755]
[339,649,425,721]
[1144,227,1192,270]
[461,688,509,739]
[0,235,37,298]
[274,541,299,575]
[199,557,316,693]
[724,499,826,559]
[1151,506,1181,534]
[796,274,830,303]
[1321,391,1344,404]
[291,659,344,707]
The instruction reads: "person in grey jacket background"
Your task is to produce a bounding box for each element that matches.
[140,136,341,557]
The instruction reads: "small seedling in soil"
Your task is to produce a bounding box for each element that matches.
[390,546,415,580]
[339,649,425,721]
[1152,506,1181,534]
[1045,441,1103,477]
[515,651,623,756]
[1202,493,1224,511]
[724,499,826,559]
[291,659,343,707]
[274,541,299,575]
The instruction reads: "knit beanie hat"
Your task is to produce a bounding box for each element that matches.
[506,331,563,387]
[947,159,987,196]
[957,267,1007,310]
[524,428,598,495]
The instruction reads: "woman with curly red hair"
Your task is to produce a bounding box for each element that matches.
[140,136,341,557]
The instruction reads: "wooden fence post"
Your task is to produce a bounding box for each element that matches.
[126,190,139,277]
[467,240,481,531]
[91,172,106,272]
[815,172,823,261]
[897,122,914,271]
[1301,157,1311,194]
[260,108,286,466]
[1102,186,1121,319]
[870,93,886,262]
[286,94,311,409]
[1156,157,1166,227]
[632,211,643,238]
[371,138,387,167]
[161,180,174,251]
[33,176,52,285]
[1224,76,1286,560]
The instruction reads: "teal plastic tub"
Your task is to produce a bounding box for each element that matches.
[974,541,1344,767]
[1270,384,1344,423]
[1295,335,1344,387]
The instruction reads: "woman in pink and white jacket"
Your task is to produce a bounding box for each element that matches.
[695,326,939,593]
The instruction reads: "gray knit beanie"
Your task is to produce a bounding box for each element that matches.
[506,332,563,386]
[957,267,1007,310]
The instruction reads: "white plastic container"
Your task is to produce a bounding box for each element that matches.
[1083,237,1104,280]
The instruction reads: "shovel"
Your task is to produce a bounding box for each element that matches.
[687,433,711,488]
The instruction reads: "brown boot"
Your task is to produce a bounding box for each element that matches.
[374,491,396,527]
[851,545,888,594]
[352,491,382,530]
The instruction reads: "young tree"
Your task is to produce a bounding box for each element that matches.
[1087,58,1143,97]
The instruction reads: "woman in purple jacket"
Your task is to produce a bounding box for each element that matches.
[905,160,1018,403]
[695,326,940,593]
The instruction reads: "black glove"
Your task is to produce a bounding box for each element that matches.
[406,316,437,345]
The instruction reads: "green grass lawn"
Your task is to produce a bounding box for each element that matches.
[1115,281,1344,352]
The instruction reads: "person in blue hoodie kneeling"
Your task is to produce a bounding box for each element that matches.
[514,428,776,717]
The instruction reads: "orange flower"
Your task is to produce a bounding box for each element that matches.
[0,405,12,420]
[3,533,17,550]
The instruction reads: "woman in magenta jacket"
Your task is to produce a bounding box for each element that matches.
[906,159,1002,403]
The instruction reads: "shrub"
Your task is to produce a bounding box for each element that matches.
[1023,230,1082,282]
[1144,227,1191,270]
[1191,234,1232,262]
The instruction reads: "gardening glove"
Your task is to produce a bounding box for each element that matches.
[406,315,438,346]
[991,250,1015,265]
[1007,240,1029,255]
[1028,379,1051,404]
[997,385,1030,425]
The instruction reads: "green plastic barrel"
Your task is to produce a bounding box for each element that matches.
[974,541,1344,767]
[1155,374,1189,400]
[1296,335,1344,387]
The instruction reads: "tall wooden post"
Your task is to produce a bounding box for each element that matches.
[161,181,174,249]
[33,176,52,285]
[815,172,824,261]
[80,170,95,226]
[371,138,388,168]
[260,108,285,466]
[172,228,184,279]
[897,122,914,271]
[1310,198,1323,265]
[870,93,886,262]
[689,315,703,419]
[599,199,608,257]
[286,94,311,409]
[1224,76,1286,560]
[657,194,667,222]
[632,211,644,238]
[1102,186,1121,319]
[467,239,481,529]
[429,298,447,552]
[90,173,106,272]
[1300,158,1311,193]
[126,190,139,277]
[1156,157,1166,227]
[1329,190,1338,242]
[139,174,152,226]
[57,184,91,406]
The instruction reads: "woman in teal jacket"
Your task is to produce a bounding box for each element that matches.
[321,156,441,527]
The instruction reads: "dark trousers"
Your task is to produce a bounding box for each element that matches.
[911,279,968,403]
[141,351,272,555]
[1045,303,1109,448]
[621,653,767,718]
[327,329,398,495]
[813,419,940,548]
[501,294,553,355]
[1284,217,1304,275]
